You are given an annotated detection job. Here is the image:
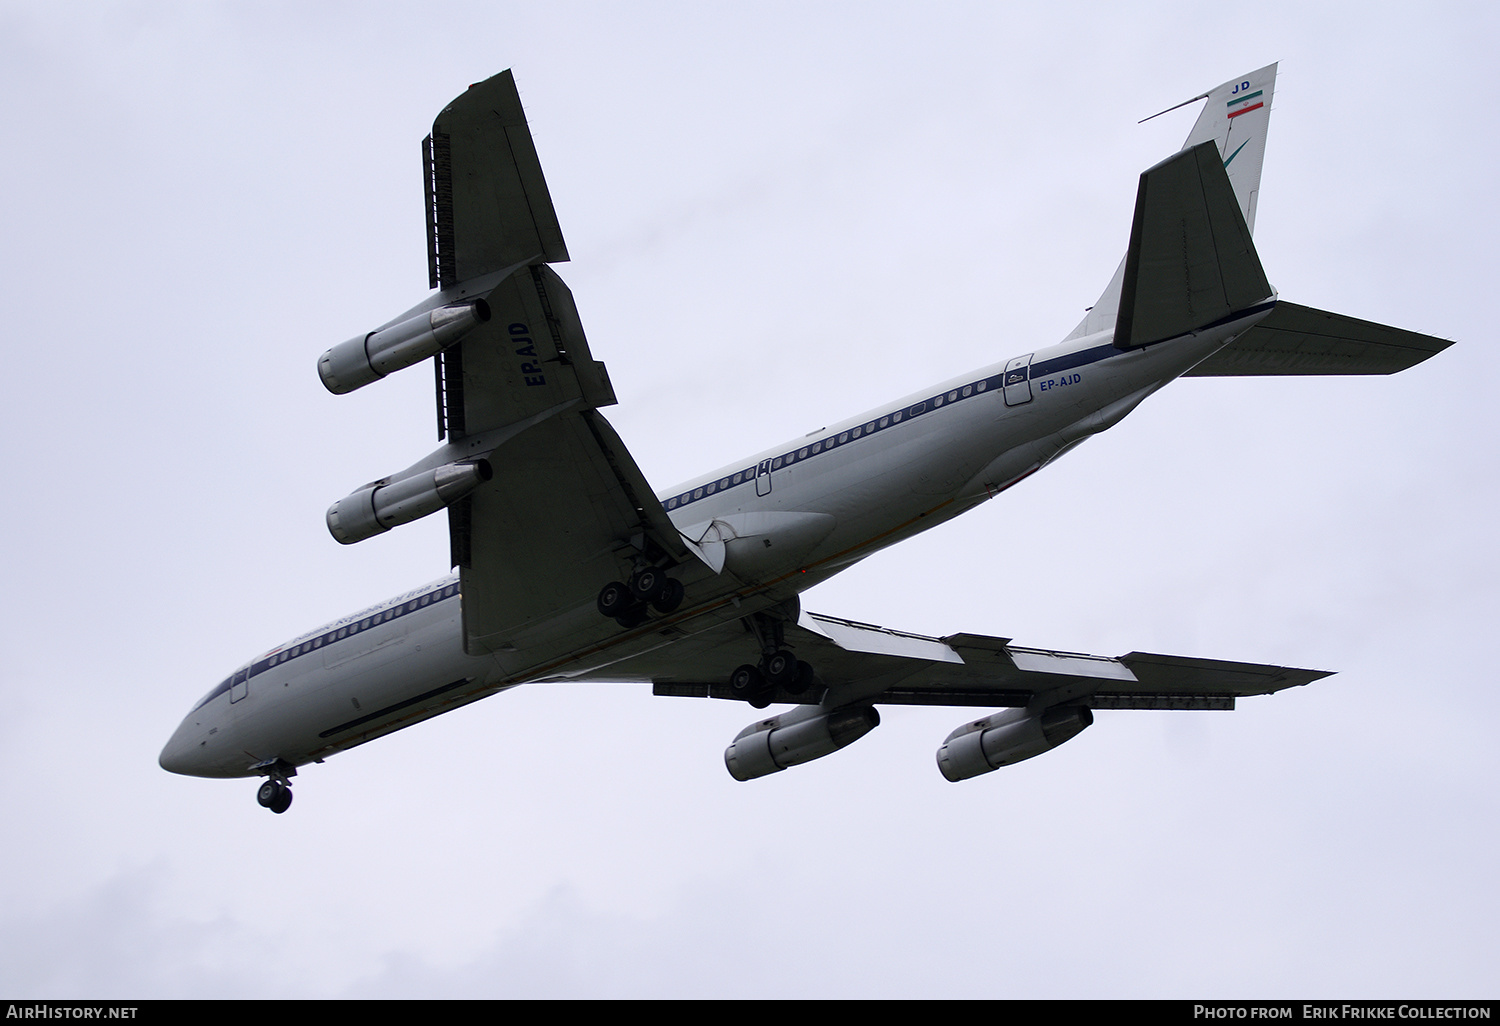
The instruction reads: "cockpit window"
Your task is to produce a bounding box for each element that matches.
[192,674,235,712]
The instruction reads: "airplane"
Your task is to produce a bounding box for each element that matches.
[160,65,1451,814]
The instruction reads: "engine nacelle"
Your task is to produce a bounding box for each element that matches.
[326,460,492,545]
[725,704,880,781]
[936,706,1093,782]
[318,299,490,395]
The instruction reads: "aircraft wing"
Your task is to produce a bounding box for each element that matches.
[420,72,691,655]
[638,609,1329,711]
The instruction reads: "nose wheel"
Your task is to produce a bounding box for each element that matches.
[253,761,297,814]
[256,779,293,814]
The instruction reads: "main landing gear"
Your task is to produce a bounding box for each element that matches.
[255,761,296,814]
[597,566,684,629]
[729,613,815,709]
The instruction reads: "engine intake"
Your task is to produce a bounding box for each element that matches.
[725,705,879,781]
[936,706,1093,782]
[318,299,490,394]
[327,460,492,545]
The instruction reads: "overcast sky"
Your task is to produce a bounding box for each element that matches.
[1,0,1495,999]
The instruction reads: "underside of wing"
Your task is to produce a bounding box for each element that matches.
[637,610,1330,709]
[420,80,690,658]
[1185,301,1455,375]
[445,263,692,657]
[632,609,1330,782]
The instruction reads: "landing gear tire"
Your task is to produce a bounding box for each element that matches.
[257,780,293,814]
[652,578,685,614]
[729,664,764,702]
[786,660,816,696]
[630,567,669,605]
[597,581,633,618]
[615,608,648,630]
[761,649,799,688]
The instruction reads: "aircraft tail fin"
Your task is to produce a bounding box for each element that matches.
[1066,64,1279,342]
[1113,141,1272,351]
[1183,302,1455,375]
[1175,63,1278,234]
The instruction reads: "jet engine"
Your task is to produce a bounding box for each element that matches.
[725,704,880,781]
[327,460,492,545]
[318,299,490,394]
[935,706,1093,782]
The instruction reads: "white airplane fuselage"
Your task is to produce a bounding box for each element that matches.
[159,305,1271,780]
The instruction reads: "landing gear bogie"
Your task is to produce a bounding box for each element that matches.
[598,570,684,628]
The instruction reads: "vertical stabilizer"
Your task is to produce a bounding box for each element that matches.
[1065,64,1279,342]
[1179,63,1278,234]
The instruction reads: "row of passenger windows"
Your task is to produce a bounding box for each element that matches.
[193,583,460,711]
[662,375,999,511]
[256,583,461,676]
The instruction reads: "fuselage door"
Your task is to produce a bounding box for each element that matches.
[228,667,250,704]
[1003,354,1034,406]
[755,459,773,497]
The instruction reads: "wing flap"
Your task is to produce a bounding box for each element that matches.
[1184,301,1455,375]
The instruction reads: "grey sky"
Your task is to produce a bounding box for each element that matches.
[1,0,1495,998]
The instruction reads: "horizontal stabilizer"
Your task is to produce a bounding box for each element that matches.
[1185,301,1454,375]
[1115,141,1272,351]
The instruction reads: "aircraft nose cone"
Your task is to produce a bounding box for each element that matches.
[159,716,213,777]
[159,734,193,775]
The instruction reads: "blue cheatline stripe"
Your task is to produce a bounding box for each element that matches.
[663,372,1004,512]
[663,299,1276,515]
[195,581,463,710]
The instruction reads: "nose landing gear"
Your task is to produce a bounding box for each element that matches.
[254,760,297,814]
